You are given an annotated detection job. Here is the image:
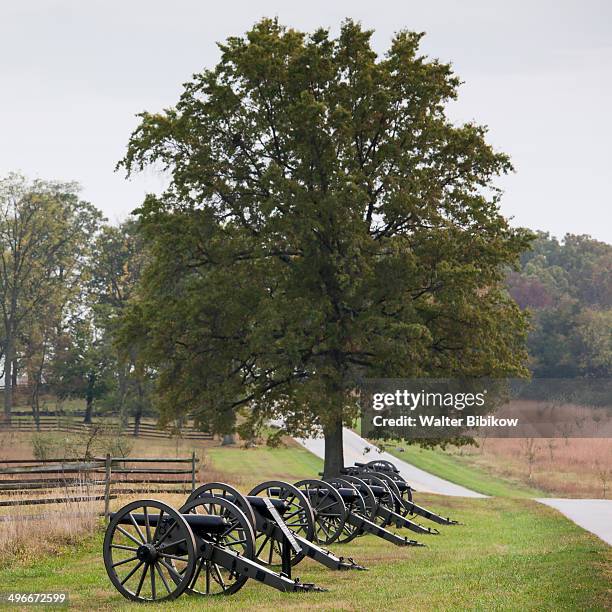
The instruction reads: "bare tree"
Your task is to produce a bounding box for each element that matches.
[595,461,610,498]
[521,437,539,480]
[546,438,557,462]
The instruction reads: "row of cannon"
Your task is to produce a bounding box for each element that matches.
[103,459,459,602]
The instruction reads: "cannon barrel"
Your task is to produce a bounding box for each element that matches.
[112,512,229,534]
[245,495,288,512]
[350,479,457,526]
[273,486,360,503]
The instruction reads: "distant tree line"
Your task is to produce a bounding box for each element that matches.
[0,174,152,430]
[507,232,611,378]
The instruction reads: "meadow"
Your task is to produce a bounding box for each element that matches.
[0,431,610,611]
[387,437,612,498]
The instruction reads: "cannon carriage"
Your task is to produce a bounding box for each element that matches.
[343,463,459,526]
[103,496,325,602]
[294,478,433,546]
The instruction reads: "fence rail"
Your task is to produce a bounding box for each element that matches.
[0,453,200,512]
[0,415,213,440]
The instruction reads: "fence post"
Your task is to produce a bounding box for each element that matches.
[104,453,112,522]
[191,451,196,492]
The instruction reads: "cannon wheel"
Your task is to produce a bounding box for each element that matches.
[351,473,396,527]
[374,470,414,509]
[365,459,398,473]
[323,477,366,543]
[103,499,196,602]
[185,482,257,529]
[180,495,255,596]
[337,475,378,522]
[369,472,404,514]
[294,479,347,545]
[248,480,315,567]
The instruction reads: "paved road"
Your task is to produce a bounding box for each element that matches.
[295,426,487,498]
[536,499,612,545]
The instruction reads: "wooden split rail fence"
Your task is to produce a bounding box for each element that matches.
[0,455,200,518]
[2,415,213,440]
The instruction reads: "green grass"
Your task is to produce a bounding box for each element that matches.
[204,443,323,489]
[2,444,610,611]
[385,444,546,498]
[12,397,85,414]
[2,494,609,611]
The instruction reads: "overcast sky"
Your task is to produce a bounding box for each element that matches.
[1,0,610,242]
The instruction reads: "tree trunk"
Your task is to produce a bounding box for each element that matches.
[221,434,235,446]
[133,406,142,437]
[117,367,128,428]
[133,381,143,437]
[31,381,40,431]
[83,372,95,424]
[31,344,46,432]
[11,358,18,387]
[3,335,13,424]
[323,416,345,478]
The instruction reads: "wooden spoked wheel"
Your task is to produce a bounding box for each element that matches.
[373,470,414,511]
[337,475,378,522]
[179,495,255,596]
[103,499,196,602]
[185,482,257,529]
[293,479,347,545]
[369,471,404,514]
[248,480,315,567]
[350,473,396,527]
[323,477,366,543]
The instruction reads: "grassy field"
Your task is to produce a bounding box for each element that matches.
[385,444,546,498]
[204,444,323,489]
[1,442,611,611]
[383,438,612,499]
[449,437,612,498]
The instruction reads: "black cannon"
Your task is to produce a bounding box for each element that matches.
[103,496,325,602]
[345,462,459,526]
[327,475,439,535]
[185,481,366,576]
[292,479,428,547]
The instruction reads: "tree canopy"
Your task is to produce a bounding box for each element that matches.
[508,232,612,378]
[0,174,102,421]
[119,19,532,473]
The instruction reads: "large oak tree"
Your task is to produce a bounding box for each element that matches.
[120,19,531,475]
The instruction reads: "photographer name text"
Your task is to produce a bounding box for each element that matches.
[371,414,519,428]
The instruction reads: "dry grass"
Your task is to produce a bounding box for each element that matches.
[0,430,241,565]
[0,429,34,461]
[0,491,100,566]
[427,400,612,498]
[454,436,612,498]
